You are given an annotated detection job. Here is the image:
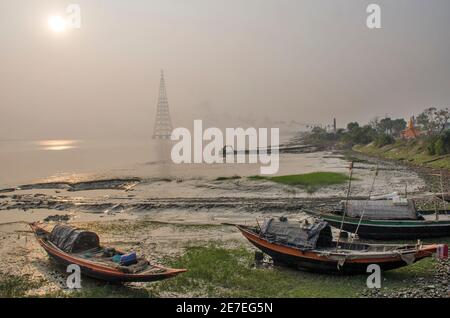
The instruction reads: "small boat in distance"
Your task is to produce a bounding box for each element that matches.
[30,222,186,282]
[233,218,443,275]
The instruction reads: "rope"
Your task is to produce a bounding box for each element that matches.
[439,170,447,215]
[336,161,354,250]
[352,163,379,241]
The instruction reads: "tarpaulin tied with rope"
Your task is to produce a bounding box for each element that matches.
[50,224,100,253]
[260,218,333,251]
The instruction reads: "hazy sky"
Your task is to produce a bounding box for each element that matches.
[1,0,450,140]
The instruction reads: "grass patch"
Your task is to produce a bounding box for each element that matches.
[43,284,155,298]
[0,273,43,297]
[249,172,351,193]
[147,245,437,298]
[354,140,450,170]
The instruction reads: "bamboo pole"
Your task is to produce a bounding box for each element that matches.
[336,161,353,250]
[353,164,378,240]
[440,170,446,215]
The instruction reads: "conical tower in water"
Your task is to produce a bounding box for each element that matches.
[152,70,173,139]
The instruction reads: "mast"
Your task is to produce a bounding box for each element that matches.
[336,161,354,249]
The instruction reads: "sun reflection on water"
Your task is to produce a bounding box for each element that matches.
[37,140,80,151]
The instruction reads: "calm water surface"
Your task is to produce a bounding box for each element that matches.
[0,135,343,188]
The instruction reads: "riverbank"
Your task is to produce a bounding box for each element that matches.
[354,140,450,171]
[1,215,449,298]
[0,149,445,298]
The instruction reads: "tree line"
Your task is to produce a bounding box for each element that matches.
[305,107,450,155]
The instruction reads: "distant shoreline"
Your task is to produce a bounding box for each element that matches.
[353,141,450,174]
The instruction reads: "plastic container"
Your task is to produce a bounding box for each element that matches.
[120,252,137,266]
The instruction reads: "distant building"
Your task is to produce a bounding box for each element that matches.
[333,118,337,133]
[401,117,421,139]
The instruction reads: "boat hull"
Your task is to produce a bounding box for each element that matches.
[237,225,436,275]
[43,249,178,282]
[319,214,450,240]
[31,223,186,282]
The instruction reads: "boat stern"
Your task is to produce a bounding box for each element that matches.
[417,244,448,260]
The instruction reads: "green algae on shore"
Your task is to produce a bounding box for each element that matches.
[249,172,351,193]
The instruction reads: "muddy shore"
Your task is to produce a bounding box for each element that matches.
[0,150,448,298]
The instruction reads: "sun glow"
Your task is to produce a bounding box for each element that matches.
[38,140,79,151]
[48,15,67,33]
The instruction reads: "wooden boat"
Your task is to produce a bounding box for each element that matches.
[304,198,450,240]
[305,210,450,240]
[30,222,186,282]
[234,218,440,275]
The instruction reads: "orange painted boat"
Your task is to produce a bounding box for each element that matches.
[235,219,441,275]
[30,222,186,282]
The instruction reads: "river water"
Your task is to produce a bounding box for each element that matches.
[0,135,334,188]
[0,136,426,211]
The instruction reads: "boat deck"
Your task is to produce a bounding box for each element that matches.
[46,239,165,274]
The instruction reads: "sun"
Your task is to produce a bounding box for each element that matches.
[48,15,67,33]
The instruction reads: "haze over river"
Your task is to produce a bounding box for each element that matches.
[0,136,425,212]
[0,135,310,187]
